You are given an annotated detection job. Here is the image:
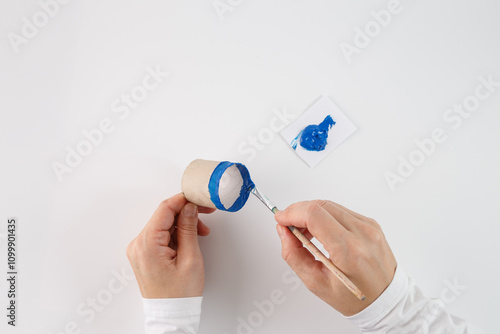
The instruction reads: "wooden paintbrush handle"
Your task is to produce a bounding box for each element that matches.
[287,226,366,301]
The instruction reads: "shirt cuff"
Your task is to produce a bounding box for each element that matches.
[142,296,203,319]
[345,266,408,330]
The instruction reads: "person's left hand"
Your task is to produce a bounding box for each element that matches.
[126,193,214,298]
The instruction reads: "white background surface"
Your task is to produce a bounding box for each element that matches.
[1,1,499,333]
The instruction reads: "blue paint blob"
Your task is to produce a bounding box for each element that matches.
[292,115,336,151]
[208,161,255,212]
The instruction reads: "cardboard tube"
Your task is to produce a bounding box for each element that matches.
[181,159,221,209]
[181,159,255,212]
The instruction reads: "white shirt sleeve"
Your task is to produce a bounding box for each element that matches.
[142,296,202,334]
[141,268,483,334]
[345,266,484,334]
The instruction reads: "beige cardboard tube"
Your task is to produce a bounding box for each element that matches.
[181,159,221,209]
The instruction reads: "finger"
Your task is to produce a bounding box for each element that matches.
[296,227,313,241]
[328,202,381,229]
[275,201,348,248]
[168,218,210,249]
[328,202,367,220]
[197,219,210,236]
[282,226,314,247]
[317,201,357,231]
[276,225,324,285]
[176,203,201,260]
[148,194,187,232]
[169,232,177,250]
[159,243,177,260]
[301,228,313,241]
[277,225,302,248]
[198,206,216,214]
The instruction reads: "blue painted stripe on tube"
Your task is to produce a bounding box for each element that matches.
[208,161,255,212]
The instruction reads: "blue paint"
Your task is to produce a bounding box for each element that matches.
[292,115,336,151]
[290,130,303,150]
[208,161,255,212]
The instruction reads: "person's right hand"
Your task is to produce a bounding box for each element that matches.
[275,200,397,316]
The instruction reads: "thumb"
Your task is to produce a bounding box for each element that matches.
[177,203,201,260]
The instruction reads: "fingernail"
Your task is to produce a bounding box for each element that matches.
[184,204,197,218]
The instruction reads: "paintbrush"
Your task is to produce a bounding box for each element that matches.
[251,186,366,301]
